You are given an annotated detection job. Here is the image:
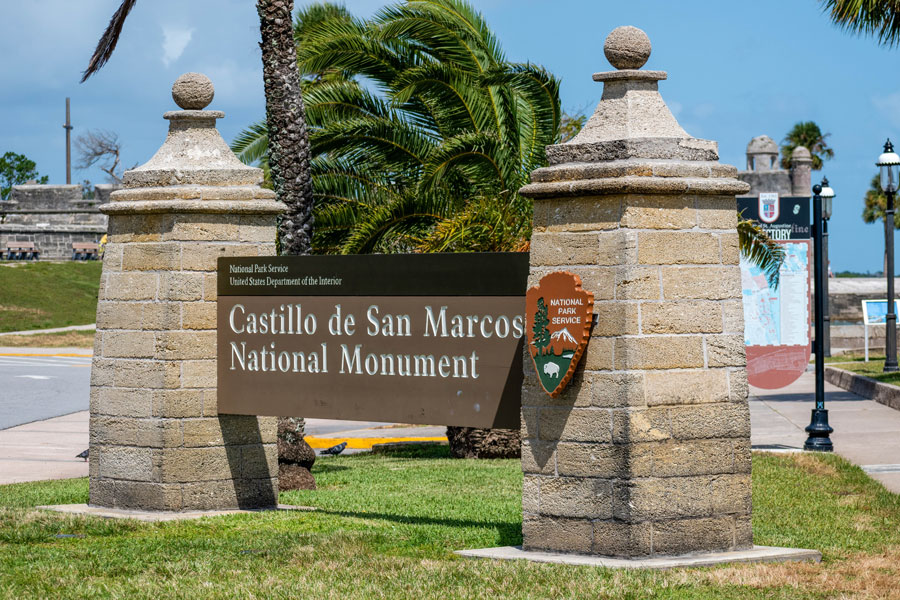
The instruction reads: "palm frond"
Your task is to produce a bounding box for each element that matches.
[821,0,900,47]
[81,0,137,82]
[419,130,515,196]
[231,121,270,167]
[738,215,785,289]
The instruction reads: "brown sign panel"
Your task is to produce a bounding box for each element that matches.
[216,254,528,428]
[525,271,594,397]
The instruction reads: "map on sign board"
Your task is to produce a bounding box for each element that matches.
[862,300,900,324]
[737,195,811,390]
[741,242,810,347]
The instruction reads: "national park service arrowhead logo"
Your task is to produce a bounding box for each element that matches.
[526,271,594,397]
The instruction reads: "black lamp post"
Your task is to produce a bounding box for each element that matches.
[821,178,835,357]
[804,182,834,452]
[878,139,900,372]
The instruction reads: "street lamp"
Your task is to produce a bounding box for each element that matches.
[804,182,834,451]
[820,177,835,357]
[877,139,900,372]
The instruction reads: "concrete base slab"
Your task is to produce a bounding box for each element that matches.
[38,503,315,522]
[456,545,821,570]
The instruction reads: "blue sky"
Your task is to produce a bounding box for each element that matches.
[1,0,898,273]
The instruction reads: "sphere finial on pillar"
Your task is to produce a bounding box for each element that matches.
[172,72,215,110]
[603,26,651,70]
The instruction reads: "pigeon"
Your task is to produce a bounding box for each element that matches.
[320,441,347,455]
[76,449,89,462]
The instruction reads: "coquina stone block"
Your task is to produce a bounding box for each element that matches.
[88,73,284,511]
[518,26,752,557]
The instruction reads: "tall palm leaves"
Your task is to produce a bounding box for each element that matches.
[820,0,900,46]
[781,121,834,170]
[233,0,561,254]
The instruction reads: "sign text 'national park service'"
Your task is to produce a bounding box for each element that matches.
[525,271,594,397]
[216,253,528,429]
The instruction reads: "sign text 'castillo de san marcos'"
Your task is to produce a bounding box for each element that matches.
[217,253,543,429]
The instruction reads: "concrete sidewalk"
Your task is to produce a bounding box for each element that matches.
[750,370,900,493]
[0,324,96,337]
[0,411,88,484]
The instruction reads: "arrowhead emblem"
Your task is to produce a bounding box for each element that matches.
[525,271,594,397]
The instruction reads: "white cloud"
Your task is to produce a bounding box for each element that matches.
[162,26,194,67]
[692,103,715,119]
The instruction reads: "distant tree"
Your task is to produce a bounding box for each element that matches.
[556,110,588,144]
[862,172,900,274]
[75,130,128,184]
[0,152,48,200]
[820,0,900,46]
[862,173,900,229]
[781,121,834,170]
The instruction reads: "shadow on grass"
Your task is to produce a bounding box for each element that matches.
[310,463,351,474]
[314,507,522,546]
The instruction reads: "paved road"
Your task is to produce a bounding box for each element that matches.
[0,348,91,430]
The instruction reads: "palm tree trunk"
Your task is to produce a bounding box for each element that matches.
[257,0,315,487]
[257,0,315,255]
[446,426,520,459]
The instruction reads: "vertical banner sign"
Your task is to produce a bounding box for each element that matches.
[216,253,528,428]
[737,195,812,389]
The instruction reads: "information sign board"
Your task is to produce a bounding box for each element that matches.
[216,253,528,428]
[737,195,812,389]
[861,299,900,361]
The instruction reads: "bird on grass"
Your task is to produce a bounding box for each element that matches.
[320,441,347,455]
[76,449,89,461]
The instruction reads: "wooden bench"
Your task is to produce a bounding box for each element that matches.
[72,242,100,261]
[3,241,39,260]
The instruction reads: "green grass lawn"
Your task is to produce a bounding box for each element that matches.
[831,358,900,387]
[0,262,102,332]
[1,448,899,599]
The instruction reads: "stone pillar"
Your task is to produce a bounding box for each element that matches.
[791,146,813,196]
[518,27,752,557]
[89,73,284,511]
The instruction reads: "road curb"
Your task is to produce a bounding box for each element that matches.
[825,365,900,412]
[304,435,447,450]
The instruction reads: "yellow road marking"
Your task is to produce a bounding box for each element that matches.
[304,435,447,450]
[0,353,92,358]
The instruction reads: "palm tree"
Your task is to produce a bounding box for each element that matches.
[81,0,317,487]
[820,0,900,46]
[863,172,900,274]
[233,0,560,256]
[234,0,560,459]
[781,121,834,170]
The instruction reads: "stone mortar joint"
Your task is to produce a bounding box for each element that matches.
[172,72,215,110]
[604,26,651,70]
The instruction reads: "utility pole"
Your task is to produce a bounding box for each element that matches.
[64,98,73,184]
